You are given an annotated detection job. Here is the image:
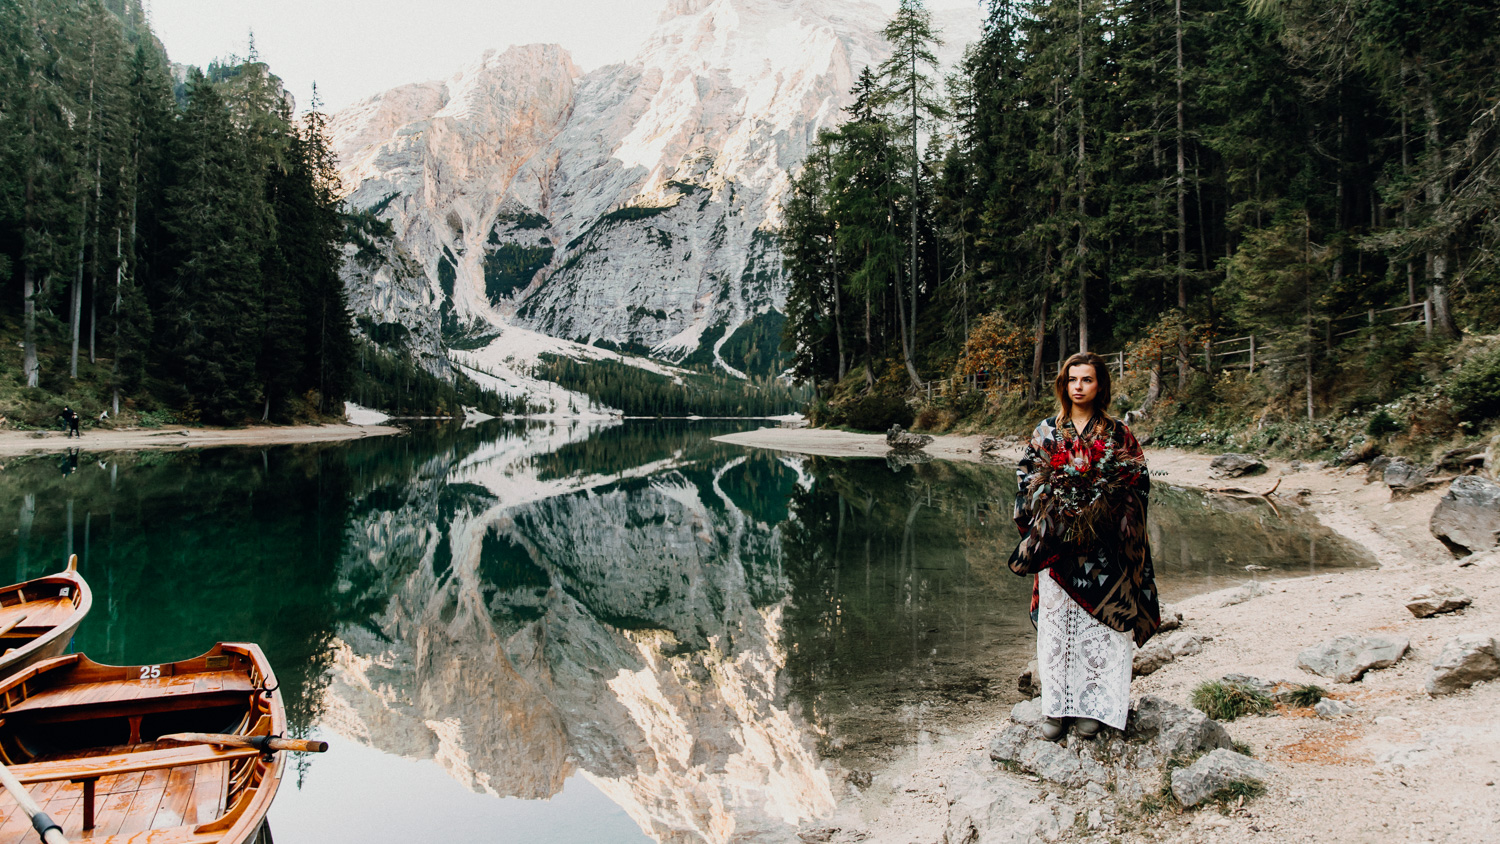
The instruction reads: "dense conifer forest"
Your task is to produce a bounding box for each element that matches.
[0,0,372,424]
[782,0,1500,454]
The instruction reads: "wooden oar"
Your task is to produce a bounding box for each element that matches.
[0,759,69,843]
[0,615,31,639]
[158,732,329,754]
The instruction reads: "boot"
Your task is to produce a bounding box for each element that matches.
[1074,717,1102,739]
[1040,717,1066,742]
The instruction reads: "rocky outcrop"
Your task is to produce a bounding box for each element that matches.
[885,424,932,453]
[1296,633,1410,683]
[1169,748,1275,808]
[1383,458,1431,495]
[1314,698,1360,718]
[1208,453,1265,479]
[1405,584,1473,618]
[1426,634,1500,695]
[990,696,1235,803]
[1133,631,1210,677]
[331,0,981,375]
[1430,476,1500,557]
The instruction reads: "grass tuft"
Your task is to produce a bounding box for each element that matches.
[1190,680,1274,721]
[1283,683,1328,708]
[1209,777,1266,809]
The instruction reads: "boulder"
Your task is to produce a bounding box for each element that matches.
[1221,674,1277,697]
[885,424,933,453]
[1426,634,1500,696]
[1165,632,1210,657]
[1018,660,1041,697]
[1384,457,1430,494]
[1430,476,1500,557]
[1365,454,1392,485]
[1133,640,1175,677]
[1158,606,1184,633]
[1337,441,1377,466]
[1126,695,1235,759]
[1314,698,1360,718]
[1009,697,1045,727]
[1296,633,1410,683]
[1208,453,1266,479]
[1169,748,1276,808]
[979,434,1020,454]
[1405,585,1473,618]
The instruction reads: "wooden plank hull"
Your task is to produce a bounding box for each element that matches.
[0,558,92,683]
[0,644,287,844]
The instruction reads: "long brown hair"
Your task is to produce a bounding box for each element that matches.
[1054,352,1113,422]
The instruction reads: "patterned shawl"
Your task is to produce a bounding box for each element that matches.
[1008,414,1161,647]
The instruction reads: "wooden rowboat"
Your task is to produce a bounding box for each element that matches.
[0,556,91,683]
[0,643,319,843]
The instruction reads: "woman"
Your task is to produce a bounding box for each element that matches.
[1009,352,1160,740]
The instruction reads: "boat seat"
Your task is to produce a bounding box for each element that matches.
[3,671,257,725]
[0,597,74,632]
[8,744,260,784]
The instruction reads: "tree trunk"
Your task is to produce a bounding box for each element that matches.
[90,149,102,365]
[909,44,919,360]
[864,291,875,388]
[72,37,98,380]
[112,226,123,417]
[1142,357,1162,415]
[1029,283,1050,403]
[23,266,39,388]
[1175,0,1188,393]
[1076,0,1089,354]
[1419,72,1460,339]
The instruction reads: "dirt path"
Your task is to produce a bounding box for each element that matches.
[0,423,402,456]
[715,426,1499,843]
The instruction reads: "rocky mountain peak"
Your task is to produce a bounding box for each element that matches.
[333,0,978,390]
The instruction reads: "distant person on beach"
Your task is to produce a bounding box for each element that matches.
[1008,351,1160,741]
[60,406,81,438]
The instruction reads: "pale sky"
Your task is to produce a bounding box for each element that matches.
[149,0,981,113]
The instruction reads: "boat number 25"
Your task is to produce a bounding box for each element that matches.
[139,665,162,681]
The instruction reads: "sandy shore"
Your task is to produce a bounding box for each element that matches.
[0,423,403,455]
[716,426,1499,843]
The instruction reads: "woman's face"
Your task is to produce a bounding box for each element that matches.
[1066,364,1099,410]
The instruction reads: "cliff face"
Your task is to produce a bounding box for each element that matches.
[323,426,832,842]
[331,0,979,379]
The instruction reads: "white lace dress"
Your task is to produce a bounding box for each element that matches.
[1037,572,1134,729]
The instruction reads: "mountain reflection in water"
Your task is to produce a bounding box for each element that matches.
[0,421,1371,844]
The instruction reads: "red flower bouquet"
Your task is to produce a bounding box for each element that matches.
[1027,435,1146,548]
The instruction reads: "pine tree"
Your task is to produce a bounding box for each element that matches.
[877,0,946,385]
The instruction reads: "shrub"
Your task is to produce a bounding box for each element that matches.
[1448,347,1500,423]
[1190,680,1273,721]
[1365,408,1402,437]
[841,394,914,432]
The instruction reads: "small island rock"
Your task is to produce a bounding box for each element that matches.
[886,424,933,453]
[1208,453,1265,479]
